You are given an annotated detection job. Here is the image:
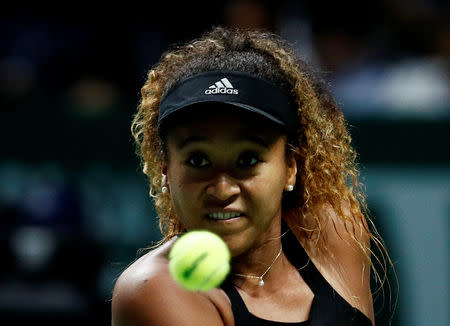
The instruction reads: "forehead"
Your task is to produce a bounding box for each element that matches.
[163,105,285,146]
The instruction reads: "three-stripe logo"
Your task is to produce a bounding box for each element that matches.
[204,78,239,95]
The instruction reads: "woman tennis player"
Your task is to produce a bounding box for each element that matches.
[111,26,390,325]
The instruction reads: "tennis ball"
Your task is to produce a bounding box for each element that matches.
[168,230,231,292]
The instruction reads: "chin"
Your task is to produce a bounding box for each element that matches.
[220,231,255,258]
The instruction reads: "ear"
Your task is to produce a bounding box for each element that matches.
[285,155,297,190]
[162,166,169,185]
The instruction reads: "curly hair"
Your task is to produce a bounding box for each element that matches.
[131,26,391,294]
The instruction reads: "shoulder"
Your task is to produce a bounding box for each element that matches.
[111,239,233,326]
[301,202,375,324]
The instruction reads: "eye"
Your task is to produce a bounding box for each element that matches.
[186,152,210,167]
[237,151,261,167]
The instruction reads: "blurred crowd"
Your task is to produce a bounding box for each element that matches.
[0,1,448,324]
[1,0,448,119]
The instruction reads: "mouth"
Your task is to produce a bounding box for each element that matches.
[206,211,243,220]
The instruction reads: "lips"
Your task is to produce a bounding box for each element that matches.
[207,211,242,220]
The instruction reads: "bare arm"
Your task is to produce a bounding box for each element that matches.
[326,208,374,324]
[111,249,231,326]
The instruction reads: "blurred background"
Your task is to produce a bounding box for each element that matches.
[0,1,448,325]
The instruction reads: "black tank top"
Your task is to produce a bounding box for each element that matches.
[221,223,372,326]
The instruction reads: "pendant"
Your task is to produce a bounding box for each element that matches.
[258,278,265,286]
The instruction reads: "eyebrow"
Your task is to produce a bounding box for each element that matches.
[176,133,271,149]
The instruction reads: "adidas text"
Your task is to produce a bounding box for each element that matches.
[205,88,239,95]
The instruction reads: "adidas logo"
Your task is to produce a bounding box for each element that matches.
[204,77,239,95]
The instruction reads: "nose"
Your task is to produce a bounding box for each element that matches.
[205,174,240,203]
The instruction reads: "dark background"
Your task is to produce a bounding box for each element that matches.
[1,1,448,325]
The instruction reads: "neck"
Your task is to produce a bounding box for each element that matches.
[231,236,285,291]
[230,215,287,289]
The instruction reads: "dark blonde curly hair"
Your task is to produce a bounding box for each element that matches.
[131,26,392,297]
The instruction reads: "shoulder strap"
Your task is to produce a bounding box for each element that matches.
[221,278,258,325]
[281,222,325,295]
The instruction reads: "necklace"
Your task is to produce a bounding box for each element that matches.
[234,245,282,286]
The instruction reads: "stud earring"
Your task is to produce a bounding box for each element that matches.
[286,185,294,191]
[162,174,168,194]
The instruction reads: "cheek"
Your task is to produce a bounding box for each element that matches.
[166,170,206,227]
[168,174,189,201]
[166,167,189,217]
[248,167,287,211]
[168,184,193,227]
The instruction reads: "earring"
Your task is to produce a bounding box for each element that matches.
[162,174,168,194]
[286,185,294,192]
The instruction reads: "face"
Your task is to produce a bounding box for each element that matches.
[164,109,297,256]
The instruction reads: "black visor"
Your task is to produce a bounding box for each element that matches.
[158,71,298,134]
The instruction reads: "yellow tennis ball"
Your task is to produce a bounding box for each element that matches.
[168,230,231,291]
